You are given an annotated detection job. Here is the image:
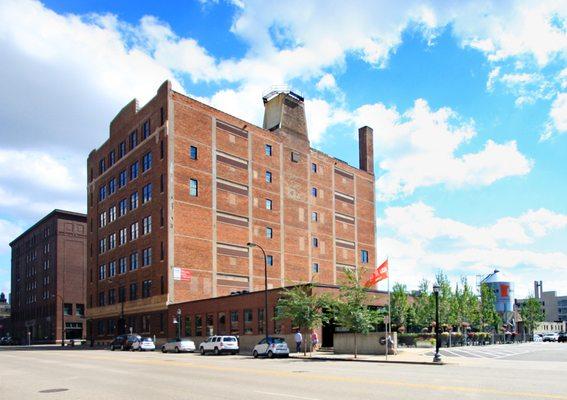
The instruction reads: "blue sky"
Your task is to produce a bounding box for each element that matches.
[0,0,566,298]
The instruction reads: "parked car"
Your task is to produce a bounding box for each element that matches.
[0,337,14,345]
[131,337,155,351]
[161,338,196,353]
[558,332,567,343]
[533,334,543,342]
[542,332,559,342]
[199,335,239,355]
[110,334,141,351]
[252,337,290,359]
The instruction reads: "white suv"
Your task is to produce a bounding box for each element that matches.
[199,336,239,355]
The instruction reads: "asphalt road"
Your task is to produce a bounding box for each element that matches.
[1,344,566,400]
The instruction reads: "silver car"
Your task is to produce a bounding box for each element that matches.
[161,338,196,353]
[252,337,290,358]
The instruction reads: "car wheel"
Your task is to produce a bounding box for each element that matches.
[200,347,205,355]
[214,347,219,355]
[267,350,274,359]
[110,345,115,351]
[175,346,180,353]
[120,345,125,351]
[253,350,259,358]
[161,347,166,353]
[231,351,236,355]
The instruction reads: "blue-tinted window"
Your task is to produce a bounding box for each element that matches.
[190,146,198,160]
[142,151,152,172]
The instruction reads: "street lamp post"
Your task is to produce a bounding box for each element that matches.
[247,242,269,343]
[432,284,442,363]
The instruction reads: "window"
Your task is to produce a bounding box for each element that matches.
[64,303,72,316]
[130,161,139,180]
[98,292,105,306]
[109,206,116,222]
[142,151,152,172]
[119,228,127,246]
[361,250,369,264]
[311,187,318,197]
[190,146,198,160]
[129,130,138,150]
[291,151,300,162]
[108,288,116,305]
[119,286,125,303]
[109,150,116,167]
[266,199,272,210]
[142,216,152,235]
[99,211,107,228]
[160,140,164,159]
[142,247,152,266]
[76,304,84,317]
[185,316,192,336]
[108,178,116,195]
[99,239,106,254]
[142,120,150,140]
[99,186,106,201]
[312,163,317,173]
[119,257,127,274]
[195,315,203,336]
[266,227,273,239]
[312,263,319,273]
[109,261,116,277]
[142,183,152,203]
[131,222,139,240]
[99,159,106,175]
[160,174,164,193]
[108,233,116,249]
[118,141,126,158]
[258,309,264,334]
[244,309,253,324]
[98,264,106,280]
[119,198,127,217]
[311,212,318,222]
[130,252,138,270]
[265,144,272,156]
[160,107,165,125]
[130,192,138,210]
[142,280,152,298]
[230,310,239,334]
[265,171,272,183]
[189,179,198,197]
[312,237,319,248]
[267,255,273,266]
[118,170,127,188]
[130,283,138,301]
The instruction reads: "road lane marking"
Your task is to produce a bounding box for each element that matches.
[20,351,567,400]
[254,390,320,400]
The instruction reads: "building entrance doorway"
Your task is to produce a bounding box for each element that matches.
[322,317,335,348]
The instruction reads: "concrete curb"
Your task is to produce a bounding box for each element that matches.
[289,354,446,366]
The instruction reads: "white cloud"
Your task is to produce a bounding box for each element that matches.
[352,99,533,200]
[549,92,567,132]
[0,219,23,255]
[378,203,567,296]
[316,73,337,91]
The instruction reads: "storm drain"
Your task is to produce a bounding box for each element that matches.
[39,389,69,394]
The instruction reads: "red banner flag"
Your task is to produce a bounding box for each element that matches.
[364,259,388,287]
[173,267,192,281]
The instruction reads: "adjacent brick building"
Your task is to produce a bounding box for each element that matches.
[87,81,377,340]
[10,210,87,343]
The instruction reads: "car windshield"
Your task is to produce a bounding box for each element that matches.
[142,338,153,342]
[223,337,237,342]
[268,337,285,344]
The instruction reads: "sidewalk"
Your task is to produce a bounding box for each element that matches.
[289,348,447,365]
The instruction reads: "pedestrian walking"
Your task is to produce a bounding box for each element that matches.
[310,331,319,351]
[294,330,302,353]
[387,334,397,355]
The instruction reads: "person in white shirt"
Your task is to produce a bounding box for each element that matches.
[294,331,302,353]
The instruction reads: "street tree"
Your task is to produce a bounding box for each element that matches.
[275,284,332,355]
[520,296,544,337]
[480,283,501,332]
[390,283,409,331]
[333,269,383,358]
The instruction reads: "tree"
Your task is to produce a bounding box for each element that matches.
[390,283,409,331]
[275,284,331,355]
[332,269,383,358]
[480,283,501,332]
[520,296,544,337]
[413,279,434,331]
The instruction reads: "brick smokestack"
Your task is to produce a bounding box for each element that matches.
[358,126,374,174]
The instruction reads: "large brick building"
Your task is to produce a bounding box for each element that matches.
[10,210,87,343]
[87,81,376,340]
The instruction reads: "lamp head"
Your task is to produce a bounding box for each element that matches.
[247,242,257,248]
[433,284,440,294]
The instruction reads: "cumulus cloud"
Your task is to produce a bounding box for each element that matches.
[352,99,533,200]
[378,203,567,296]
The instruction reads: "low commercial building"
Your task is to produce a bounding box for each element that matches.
[10,210,87,344]
[515,281,567,323]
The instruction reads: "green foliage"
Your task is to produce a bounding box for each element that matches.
[520,296,544,335]
[275,284,331,332]
[390,283,409,329]
[480,283,501,331]
[332,268,383,358]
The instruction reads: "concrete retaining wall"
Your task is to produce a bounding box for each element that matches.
[333,332,397,355]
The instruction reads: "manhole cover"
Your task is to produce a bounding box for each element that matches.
[39,389,69,393]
